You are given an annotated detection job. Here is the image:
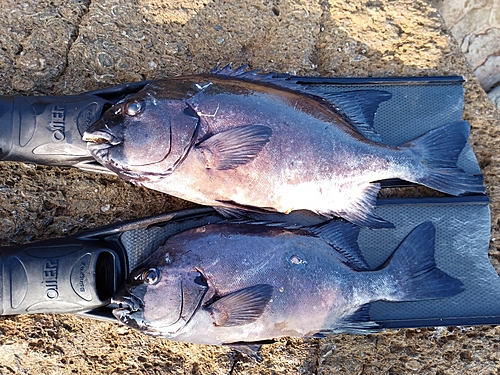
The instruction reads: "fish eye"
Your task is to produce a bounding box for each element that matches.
[142,268,160,285]
[124,100,143,116]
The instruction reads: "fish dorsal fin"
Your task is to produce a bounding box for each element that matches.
[307,220,369,271]
[204,284,273,327]
[211,64,391,142]
[317,90,391,142]
[211,64,288,84]
[197,125,272,170]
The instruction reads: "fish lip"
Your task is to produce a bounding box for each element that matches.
[111,292,144,313]
[83,129,122,146]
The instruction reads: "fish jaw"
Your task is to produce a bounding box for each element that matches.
[111,288,175,337]
[111,291,153,333]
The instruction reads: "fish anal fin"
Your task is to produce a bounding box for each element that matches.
[197,125,272,170]
[321,304,381,335]
[205,284,273,327]
[319,183,394,229]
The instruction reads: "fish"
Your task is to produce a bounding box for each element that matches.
[83,65,485,228]
[111,220,464,346]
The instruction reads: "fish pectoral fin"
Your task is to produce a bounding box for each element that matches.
[319,183,394,229]
[197,125,272,170]
[204,284,273,327]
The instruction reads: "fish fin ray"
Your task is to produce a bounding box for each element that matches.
[317,90,392,142]
[213,206,249,219]
[228,344,263,361]
[211,63,287,84]
[383,221,464,301]
[404,121,485,195]
[319,183,394,229]
[215,200,278,216]
[197,125,272,170]
[224,341,276,361]
[306,220,369,270]
[205,284,273,327]
[320,305,380,334]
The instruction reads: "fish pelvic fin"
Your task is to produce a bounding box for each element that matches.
[381,221,464,302]
[404,121,485,195]
[318,183,395,229]
[197,125,272,170]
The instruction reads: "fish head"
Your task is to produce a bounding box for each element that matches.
[83,84,200,180]
[111,249,208,336]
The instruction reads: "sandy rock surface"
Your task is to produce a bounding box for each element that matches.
[430,0,500,92]
[0,0,499,374]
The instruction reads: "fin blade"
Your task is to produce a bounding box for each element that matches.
[383,221,464,301]
[198,125,272,170]
[405,121,486,195]
[205,284,273,327]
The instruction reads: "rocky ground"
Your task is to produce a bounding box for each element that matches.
[0,0,499,374]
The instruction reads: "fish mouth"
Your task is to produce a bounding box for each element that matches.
[83,130,122,147]
[83,130,122,165]
[112,291,144,313]
[111,292,160,334]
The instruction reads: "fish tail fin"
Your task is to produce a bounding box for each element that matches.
[404,121,485,195]
[382,222,464,302]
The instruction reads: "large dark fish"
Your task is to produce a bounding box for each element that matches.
[111,220,463,346]
[83,65,485,228]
